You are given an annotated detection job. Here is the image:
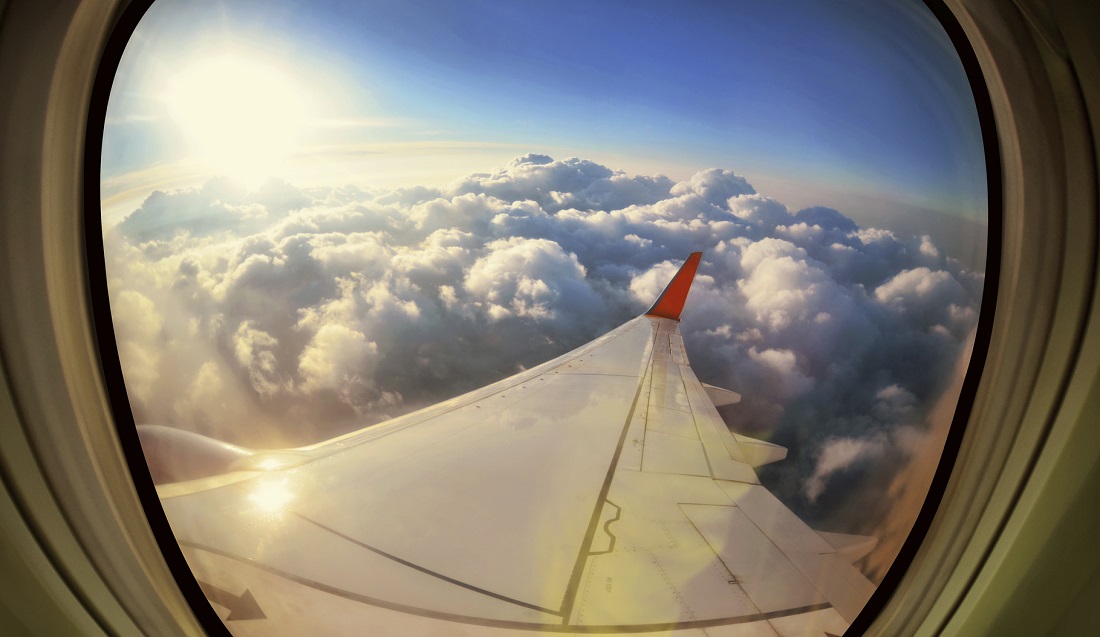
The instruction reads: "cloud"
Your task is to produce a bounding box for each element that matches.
[109,290,166,405]
[747,347,814,399]
[298,324,378,395]
[801,384,921,505]
[874,266,973,336]
[448,154,676,213]
[669,168,756,207]
[117,177,311,242]
[804,435,889,504]
[233,321,283,399]
[465,237,602,323]
[728,194,792,229]
[855,333,974,582]
[105,154,985,547]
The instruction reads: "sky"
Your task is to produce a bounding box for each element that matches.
[102,0,987,266]
[101,0,989,585]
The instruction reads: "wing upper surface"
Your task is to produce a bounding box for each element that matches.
[158,256,875,636]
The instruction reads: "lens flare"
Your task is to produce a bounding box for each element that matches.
[162,53,310,188]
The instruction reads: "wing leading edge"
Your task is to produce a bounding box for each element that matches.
[156,254,876,636]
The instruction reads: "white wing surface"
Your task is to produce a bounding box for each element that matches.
[154,253,876,636]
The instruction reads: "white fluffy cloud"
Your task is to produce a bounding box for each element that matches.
[669,168,755,207]
[465,237,603,324]
[106,154,984,515]
[298,324,377,395]
[110,289,169,408]
[449,153,676,213]
[233,321,283,398]
[803,434,889,504]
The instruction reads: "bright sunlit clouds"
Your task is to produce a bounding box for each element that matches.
[162,53,312,189]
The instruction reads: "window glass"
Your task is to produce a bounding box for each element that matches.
[100,1,990,634]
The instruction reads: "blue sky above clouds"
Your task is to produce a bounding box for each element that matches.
[102,0,988,583]
[102,0,986,260]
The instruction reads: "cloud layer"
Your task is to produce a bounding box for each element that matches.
[106,154,984,561]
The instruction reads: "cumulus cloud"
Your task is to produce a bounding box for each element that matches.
[875,267,967,314]
[105,154,985,539]
[111,290,164,404]
[855,334,974,582]
[669,168,756,207]
[449,153,676,213]
[464,237,601,323]
[233,321,283,399]
[804,435,889,504]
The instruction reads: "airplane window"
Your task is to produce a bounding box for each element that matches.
[91,0,995,635]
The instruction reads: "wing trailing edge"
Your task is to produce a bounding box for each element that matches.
[644,251,702,321]
[817,531,879,562]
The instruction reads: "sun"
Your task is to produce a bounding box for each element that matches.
[162,53,310,188]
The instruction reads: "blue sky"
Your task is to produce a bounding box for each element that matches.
[103,0,986,253]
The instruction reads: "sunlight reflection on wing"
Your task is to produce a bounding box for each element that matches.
[248,477,294,515]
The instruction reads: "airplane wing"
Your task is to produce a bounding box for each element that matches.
[151,252,876,636]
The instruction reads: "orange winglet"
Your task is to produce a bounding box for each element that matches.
[644,252,702,321]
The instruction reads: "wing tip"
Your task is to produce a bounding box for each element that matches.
[644,252,702,321]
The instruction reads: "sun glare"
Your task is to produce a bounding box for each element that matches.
[162,54,309,188]
[248,477,294,515]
